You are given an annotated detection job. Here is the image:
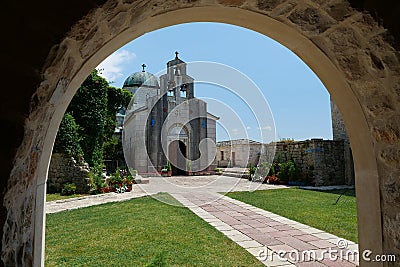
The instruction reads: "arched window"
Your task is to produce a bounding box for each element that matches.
[169,126,188,139]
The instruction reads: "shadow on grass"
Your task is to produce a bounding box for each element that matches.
[300,188,356,198]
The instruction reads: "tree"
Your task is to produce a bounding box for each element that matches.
[104,86,132,142]
[53,112,83,161]
[67,70,108,167]
[54,70,133,168]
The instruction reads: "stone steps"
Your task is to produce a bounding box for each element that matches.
[220,168,250,179]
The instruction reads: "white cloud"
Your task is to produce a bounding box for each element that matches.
[97,50,136,82]
[260,125,272,131]
[246,126,252,130]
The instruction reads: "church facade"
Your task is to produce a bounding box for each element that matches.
[123,53,218,176]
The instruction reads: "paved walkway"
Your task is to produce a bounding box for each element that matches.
[46,189,148,213]
[173,192,359,267]
[47,175,288,213]
[46,176,358,266]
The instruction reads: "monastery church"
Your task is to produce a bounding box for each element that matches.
[122,52,218,176]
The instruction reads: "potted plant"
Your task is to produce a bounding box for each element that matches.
[167,161,172,176]
[266,174,279,184]
[161,166,168,177]
[187,160,192,176]
[247,163,256,180]
[161,162,172,177]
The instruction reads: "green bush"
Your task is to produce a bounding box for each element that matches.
[247,163,256,176]
[89,167,105,194]
[277,160,298,182]
[61,183,77,196]
[109,168,123,184]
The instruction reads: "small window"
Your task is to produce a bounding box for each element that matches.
[180,90,186,98]
[167,90,174,97]
[221,151,224,161]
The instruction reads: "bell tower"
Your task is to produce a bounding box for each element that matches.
[160,51,194,104]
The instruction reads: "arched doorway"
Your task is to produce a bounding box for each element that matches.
[169,140,187,176]
[168,126,189,176]
[4,3,395,266]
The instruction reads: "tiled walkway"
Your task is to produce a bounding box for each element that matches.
[172,192,359,267]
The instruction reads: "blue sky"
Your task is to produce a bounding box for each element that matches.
[97,22,333,142]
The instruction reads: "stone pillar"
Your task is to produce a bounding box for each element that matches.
[330,97,355,185]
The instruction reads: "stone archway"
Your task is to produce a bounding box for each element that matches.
[3,1,399,266]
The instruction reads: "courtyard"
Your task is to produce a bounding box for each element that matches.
[46,175,359,266]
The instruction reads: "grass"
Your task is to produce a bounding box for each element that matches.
[46,193,88,202]
[45,193,263,267]
[226,188,358,242]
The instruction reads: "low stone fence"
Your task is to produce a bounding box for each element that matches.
[47,153,91,193]
[270,139,354,186]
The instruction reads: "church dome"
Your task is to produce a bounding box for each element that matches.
[123,67,159,88]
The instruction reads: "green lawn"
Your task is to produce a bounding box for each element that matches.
[45,193,263,266]
[226,188,358,242]
[46,193,88,202]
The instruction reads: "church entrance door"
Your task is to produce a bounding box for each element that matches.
[169,140,187,176]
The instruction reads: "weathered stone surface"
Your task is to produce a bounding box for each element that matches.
[80,26,106,59]
[382,173,400,207]
[47,153,91,194]
[267,139,353,186]
[288,6,337,34]
[373,126,399,145]
[216,140,263,168]
[327,26,361,51]
[325,0,353,21]
[108,11,129,36]
[382,215,400,252]
[218,0,246,6]
[330,98,349,142]
[366,97,396,118]
[257,0,283,11]
[336,52,369,80]
[350,13,383,40]
[379,147,400,168]
[270,1,297,17]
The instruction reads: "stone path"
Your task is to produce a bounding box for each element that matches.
[46,176,358,266]
[46,175,288,213]
[46,189,148,213]
[172,192,359,267]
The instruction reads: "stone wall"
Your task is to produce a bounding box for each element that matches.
[330,97,350,142]
[330,98,355,185]
[47,153,90,194]
[271,139,354,186]
[217,139,262,168]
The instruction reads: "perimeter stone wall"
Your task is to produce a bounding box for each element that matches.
[271,139,354,186]
[47,153,90,194]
